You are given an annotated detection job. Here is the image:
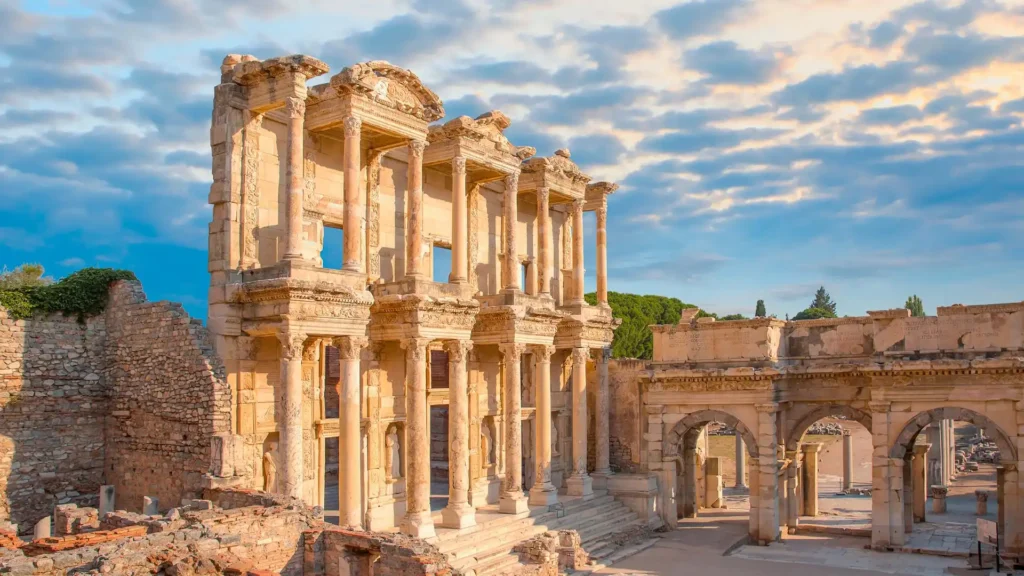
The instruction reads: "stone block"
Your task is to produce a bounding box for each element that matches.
[99,485,115,516]
[143,496,159,516]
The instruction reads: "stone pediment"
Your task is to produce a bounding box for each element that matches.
[229,54,329,86]
[328,61,444,122]
[520,148,591,195]
[427,111,536,161]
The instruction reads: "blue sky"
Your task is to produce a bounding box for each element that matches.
[1,0,1023,320]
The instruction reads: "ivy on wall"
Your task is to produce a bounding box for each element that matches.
[0,267,137,321]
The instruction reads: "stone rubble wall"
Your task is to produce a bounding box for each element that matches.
[0,308,108,531]
[304,525,460,576]
[606,359,646,473]
[103,281,232,514]
[0,280,232,533]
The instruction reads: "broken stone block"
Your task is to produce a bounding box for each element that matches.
[143,496,159,516]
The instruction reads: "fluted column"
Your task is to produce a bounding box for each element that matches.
[282,97,306,261]
[400,337,434,538]
[405,139,426,278]
[442,340,475,528]
[332,336,367,527]
[499,343,528,513]
[592,348,612,486]
[567,347,593,498]
[537,187,551,296]
[450,156,468,284]
[277,330,307,499]
[502,170,521,291]
[342,116,364,272]
[596,201,608,306]
[571,199,585,304]
[529,345,557,506]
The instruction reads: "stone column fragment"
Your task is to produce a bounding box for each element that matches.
[442,340,475,528]
[529,345,558,506]
[342,116,364,272]
[278,330,307,499]
[566,347,593,499]
[499,343,528,513]
[334,336,367,528]
[406,140,426,278]
[283,97,307,261]
[401,338,435,538]
[930,485,948,513]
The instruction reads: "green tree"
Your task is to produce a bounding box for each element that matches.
[0,264,52,290]
[719,313,747,321]
[755,299,766,317]
[810,286,837,315]
[793,307,838,320]
[905,294,925,317]
[584,291,698,359]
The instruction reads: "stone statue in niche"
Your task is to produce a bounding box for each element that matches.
[551,417,560,456]
[481,418,495,467]
[262,442,278,493]
[385,425,402,481]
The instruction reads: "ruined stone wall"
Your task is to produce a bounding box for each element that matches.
[104,281,232,513]
[0,310,108,531]
[606,359,646,473]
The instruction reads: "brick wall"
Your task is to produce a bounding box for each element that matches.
[0,309,108,530]
[103,281,232,513]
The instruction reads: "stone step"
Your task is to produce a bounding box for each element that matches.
[472,551,526,576]
[434,493,614,545]
[442,499,627,558]
[578,512,640,546]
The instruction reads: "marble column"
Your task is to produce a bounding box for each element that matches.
[277,330,307,499]
[570,199,585,304]
[282,97,307,261]
[442,340,475,528]
[499,343,528,513]
[529,345,558,506]
[596,201,608,306]
[405,140,426,278]
[801,443,822,516]
[333,336,367,528]
[450,156,468,284]
[502,170,521,291]
[567,347,593,498]
[785,451,799,531]
[400,337,434,538]
[736,435,747,489]
[842,429,853,491]
[537,187,551,296]
[342,116,363,272]
[592,348,612,487]
[912,443,930,522]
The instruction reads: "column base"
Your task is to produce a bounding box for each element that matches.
[591,470,613,490]
[499,492,529,514]
[401,510,436,539]
[566,473,593,500]
[528,483,559,507]
[441,502,476,530]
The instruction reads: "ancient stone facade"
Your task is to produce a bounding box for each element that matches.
[621,305,1024,558]
[0,281,231,532]
[206,53,619,539]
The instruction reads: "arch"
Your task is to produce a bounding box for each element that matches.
[664,409,759,460]
[786,404,873,449]
[889,406,1018,462]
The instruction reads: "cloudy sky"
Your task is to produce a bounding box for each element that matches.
[1,0,1023,319]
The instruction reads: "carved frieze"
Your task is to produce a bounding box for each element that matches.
[330,61,444,122]
[367,151,383,282]
[240,112,263,269]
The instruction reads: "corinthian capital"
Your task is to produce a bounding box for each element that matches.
[343,115,362,137]
[498,342,526,362]
[571,347,589,364]
[333,336,369,360]
[278,331,308,360]
[452,156,467,175]
[505,169,520,192]
[529,344,555,363]
[536,187,550,205]
[571,198,584,217]
[408,139,426,158]
[444,339,473,363]
[284,96,306,118]
[400,337,430,362]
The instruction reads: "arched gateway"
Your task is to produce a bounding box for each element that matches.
[642,307,1024,558]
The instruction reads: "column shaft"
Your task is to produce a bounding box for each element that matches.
[499,343,527,513]
[567,347,593,498]
[502,171,520,291]
[785,452,799,531]
[333,336,366,528]
[283,97,306,260]
[442,340,475,528]
[596,201,608,306]
[450,157,468,283]
[405,140,426,278]
[802,444,821,516]
[400,338,434,537]
[736,435,747,489]
[278,331,307,499]
[571,200,585,304]
[529,346,557,506]
[593,349,611,481]
[342,116,363,272]
[537,188,551,296]
[912,444,930,522]
[842,430,853,491]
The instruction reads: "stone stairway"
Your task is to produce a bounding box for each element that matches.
[432,491,648,576]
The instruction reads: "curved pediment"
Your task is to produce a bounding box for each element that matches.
[521,148,590,186]
[330,61,444,122]
[427,110,535,160]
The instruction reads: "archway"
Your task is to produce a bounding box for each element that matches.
[665,409,761,539]
[784,404,873,537]
[890,406,1019,558]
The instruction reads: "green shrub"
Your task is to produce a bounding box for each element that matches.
[0,267,136,321]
